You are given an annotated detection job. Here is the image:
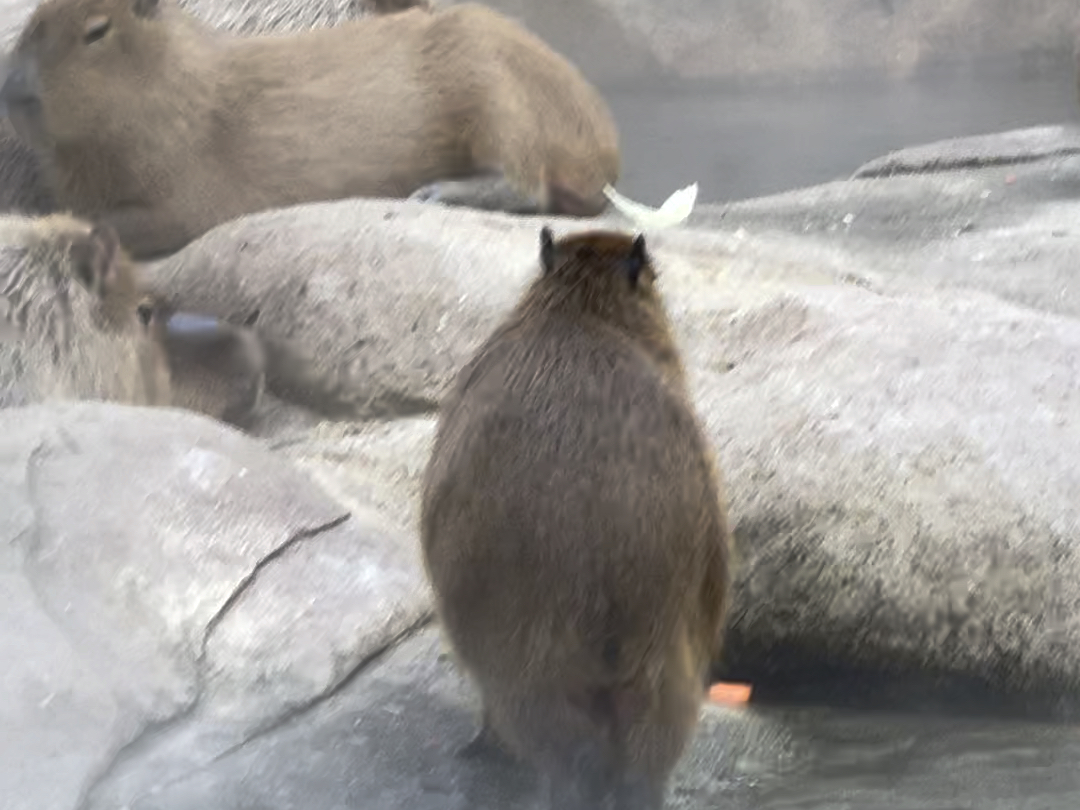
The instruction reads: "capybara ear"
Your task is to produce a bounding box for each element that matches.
[540,226,556,275]
[624,233,647,288]
[68,226,114,296]
[69,222,122,297]
[88,222,121,290]
[131,0,160,19]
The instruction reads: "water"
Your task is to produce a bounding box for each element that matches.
[601,50,1080,206]
[742,706,1080,810]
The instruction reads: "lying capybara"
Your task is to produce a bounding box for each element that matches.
[1,0,620,258]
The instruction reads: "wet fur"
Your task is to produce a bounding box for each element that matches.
[420,228,732,810]
[2,0,620,259]
[0,213,171,405]
[0,212,265,427]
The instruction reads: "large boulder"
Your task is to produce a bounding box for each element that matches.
[148,128,1080,712]
[104,627,799,810]
[0,402,430,810]
[146,202,542,420]
[0,402,795,810]
[710,124,1080,321]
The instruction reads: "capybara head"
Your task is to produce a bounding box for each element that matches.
[0,213,171,405]
[532,226,661,318]
[1,0,171,145]
[529,226,685,386]
[37,216,146,333]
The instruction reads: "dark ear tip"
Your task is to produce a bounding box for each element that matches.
[624,232,647,288]
[539,225,557,273]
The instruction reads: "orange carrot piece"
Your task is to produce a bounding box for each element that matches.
[708,681,753,705]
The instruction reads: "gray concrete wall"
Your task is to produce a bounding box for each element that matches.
[459,0,1079,85]
[0,0,1073,86]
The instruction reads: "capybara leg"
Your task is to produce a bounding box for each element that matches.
[543,738,615,810]
[457,710,516,763]
[612,647,701,810]
[408,174,545,215]
[613,771,667,810]
[488,690,617,810]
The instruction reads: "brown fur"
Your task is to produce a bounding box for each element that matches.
[1,0,621,259]
[0,212,264,427]
[0,124,54,215]
[0,213,172,406]
[420,227,732,810]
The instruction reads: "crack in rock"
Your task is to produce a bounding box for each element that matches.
[206,613,435,764]
[852,147,1080,180]
[123,616,437,806]
[74,511,353,810]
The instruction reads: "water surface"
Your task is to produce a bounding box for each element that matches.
[741,706,1080,810]
[602,51,1080,206]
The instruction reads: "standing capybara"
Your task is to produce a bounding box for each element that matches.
[420,227,732,810]
[0,0,621,259]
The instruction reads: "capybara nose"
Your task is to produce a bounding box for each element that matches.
[0,63,34,110]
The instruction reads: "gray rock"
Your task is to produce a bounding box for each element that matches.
[108,627,799,810]
[146,202,545,420]
[148,149,1080,706]
[273,416,437,536]
[851,125,1080,178]
[0,402,430,810]
[701,125,1080,321]
[696,283,1079,697]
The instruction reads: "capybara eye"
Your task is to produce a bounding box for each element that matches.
[83,16,111,44]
